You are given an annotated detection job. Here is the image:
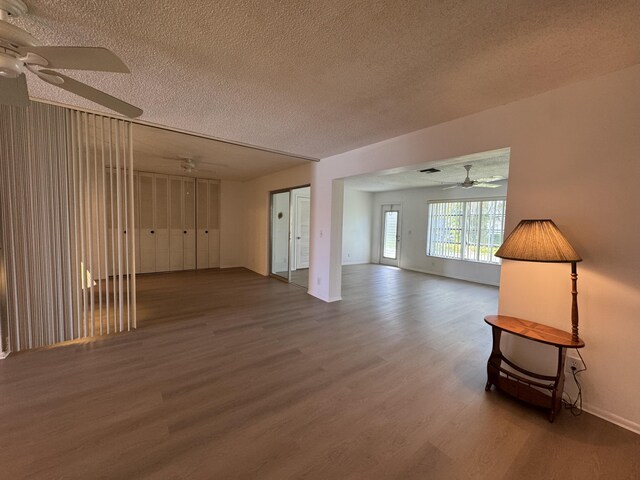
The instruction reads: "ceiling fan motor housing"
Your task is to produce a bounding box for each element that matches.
[0,50,20,77]
[0,0,27,20]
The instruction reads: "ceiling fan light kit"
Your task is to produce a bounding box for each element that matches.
[0,0,143,118]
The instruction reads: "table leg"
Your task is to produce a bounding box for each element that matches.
[549,346,567,422]
[486,326,502,391]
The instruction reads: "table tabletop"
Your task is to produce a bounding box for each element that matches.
[484,315,585,348]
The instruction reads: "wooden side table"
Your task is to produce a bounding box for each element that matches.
[484,315,585,422]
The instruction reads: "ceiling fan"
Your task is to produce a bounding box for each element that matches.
[162,155,228,173]
[443,164,503,190]
[0,0,142,118]
[181,158,197,173]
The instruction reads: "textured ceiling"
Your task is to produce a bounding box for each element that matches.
[11,1,640,159]
[344,148,510,192]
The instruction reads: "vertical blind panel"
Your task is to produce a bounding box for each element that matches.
[0,103,136,353]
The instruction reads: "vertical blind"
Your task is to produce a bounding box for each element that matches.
[0,102,136,354]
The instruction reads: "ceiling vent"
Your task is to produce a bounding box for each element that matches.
[420,168,441,173]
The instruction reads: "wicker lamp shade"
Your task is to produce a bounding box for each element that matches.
[495,219,581,263]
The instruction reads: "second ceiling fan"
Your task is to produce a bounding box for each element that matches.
[443,164,503,190]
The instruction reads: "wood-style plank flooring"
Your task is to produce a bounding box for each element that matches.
[0,265,638,479]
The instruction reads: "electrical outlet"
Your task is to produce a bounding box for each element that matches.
[565,355,581,374]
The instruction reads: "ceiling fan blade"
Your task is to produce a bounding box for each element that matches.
[37,69,143,118]
[18,46,130,73]
[475,176,505,183]
[0,74,30,107]
[442,185,459,190]
[198,160,229,167]
[474,183,501,188]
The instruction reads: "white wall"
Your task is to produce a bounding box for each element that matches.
[309,64,640,433]
[370,181,507,285]
[241,164,312,276]
[342,189,373,265]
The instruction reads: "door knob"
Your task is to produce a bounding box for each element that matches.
[151,230,155,234]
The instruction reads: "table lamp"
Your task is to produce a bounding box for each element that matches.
[495,219,582,342]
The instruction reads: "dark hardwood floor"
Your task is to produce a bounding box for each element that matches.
[0,265,638,479]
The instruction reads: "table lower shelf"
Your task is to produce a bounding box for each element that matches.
[486,364,561,420]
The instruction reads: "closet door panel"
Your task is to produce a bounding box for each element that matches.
[196,179,209,269]
[208,230,220,268]
[138,172,155,273]
[208,181,220,268]
[154,174,170,272]
[183,177,196,269]
[133,172,141,273]
[169,176,184,271]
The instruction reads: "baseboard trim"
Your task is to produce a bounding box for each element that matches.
[0,350,10,360]
[401,266,499,287]
[341,261,370,266]
[307,288,342,303]
[582,402,640,436]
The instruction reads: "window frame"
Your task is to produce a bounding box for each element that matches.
[426,197,506,265]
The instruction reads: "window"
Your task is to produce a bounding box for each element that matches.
[427,199,506,264]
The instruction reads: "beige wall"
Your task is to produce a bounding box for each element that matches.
[240,164,312,276]
[309,64,640,433]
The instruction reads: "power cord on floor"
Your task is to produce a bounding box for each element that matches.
[562,348,587,416]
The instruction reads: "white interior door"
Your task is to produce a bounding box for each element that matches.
[380,204,401,267]
[138,172,155,273]
[295,196,310,269]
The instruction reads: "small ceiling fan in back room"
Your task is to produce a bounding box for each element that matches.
[443,164,503,190]
[0,0,143,118]
[161,155,229,174]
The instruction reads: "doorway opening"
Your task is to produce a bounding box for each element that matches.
[270,185,311,288]
[380,204,401,266]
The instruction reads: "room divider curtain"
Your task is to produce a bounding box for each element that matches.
[0,102,136,354]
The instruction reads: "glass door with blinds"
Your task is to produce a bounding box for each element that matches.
[380,204,401,267]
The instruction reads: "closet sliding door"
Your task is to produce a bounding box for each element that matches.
[196,179,220,269]
[138,173,198,273]
[169,176,184,271]
[183,178,197,269]
[169,176,197,271]
[138,172,155,273]
[154,174,170,272]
